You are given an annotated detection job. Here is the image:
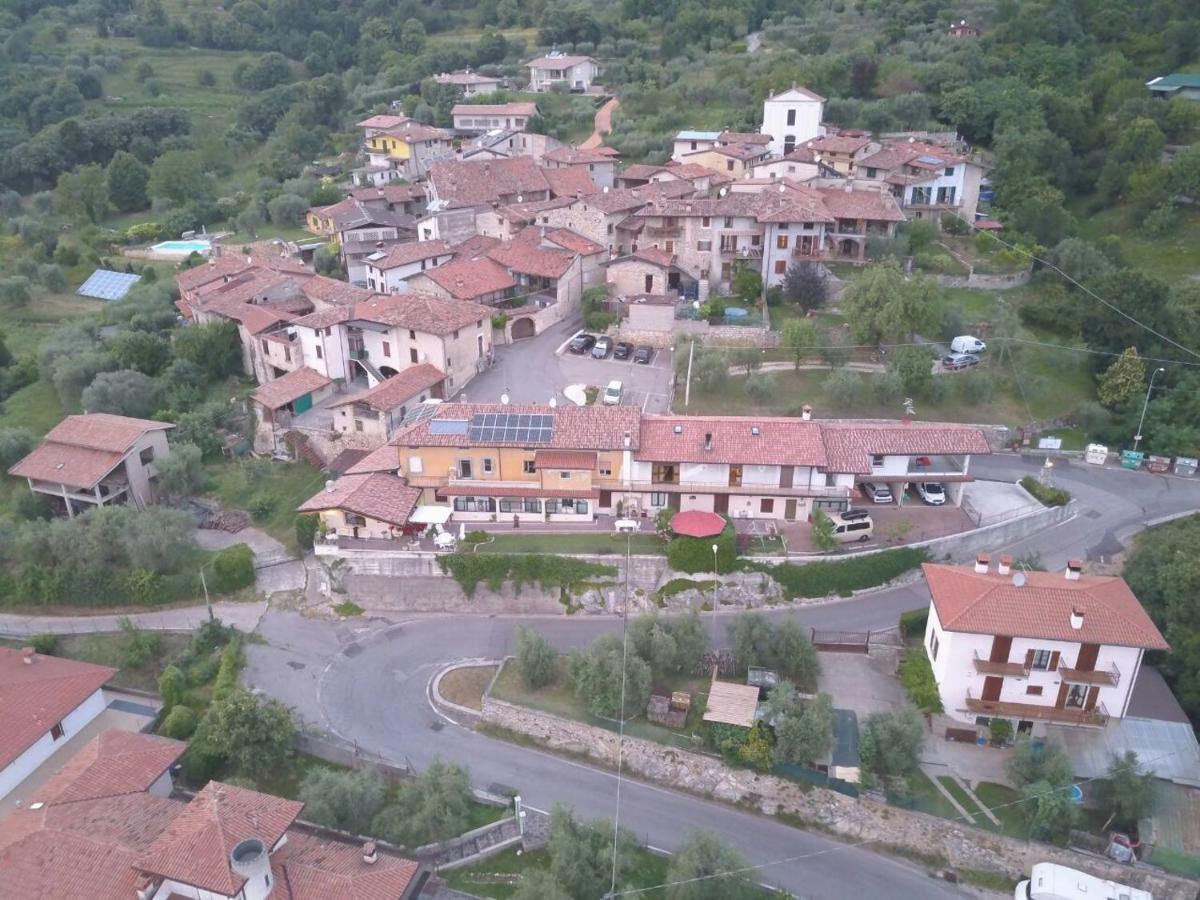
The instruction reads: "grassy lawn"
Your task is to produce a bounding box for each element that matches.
[445,845,671,900]
[1073,202,1200,285]
[905,770,961,820]
[0,632,190,693]
[0,292,100,361]
[937,776,985,819]
[472,532,666,556]
[0,379,64,436]
[971,782,1026,837]
[1148,846,1200,879]
[206,458,327,553]
[440,664,498,711]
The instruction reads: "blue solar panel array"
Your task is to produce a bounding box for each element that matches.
[916,155,946,165]
[469,413,554,443]
[76,269,142,301]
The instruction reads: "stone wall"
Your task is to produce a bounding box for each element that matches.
[479,698,1196,899]
[937,268,1032,290]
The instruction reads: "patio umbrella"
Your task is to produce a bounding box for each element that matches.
[669,510,725,538]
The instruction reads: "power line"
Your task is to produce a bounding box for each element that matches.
[608,531,634,897]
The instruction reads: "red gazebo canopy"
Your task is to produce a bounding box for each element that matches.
[669,510,725,538]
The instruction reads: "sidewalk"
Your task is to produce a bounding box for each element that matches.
[0,600,267,636]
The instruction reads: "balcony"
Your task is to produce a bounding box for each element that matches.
[965,692,1109,728]
[719,245,762,258]
[973,652,1028,678]
[1059,664,1120,687]
[906,455,966,476]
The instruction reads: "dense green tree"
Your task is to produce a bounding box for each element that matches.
[109,330,170,375]
[371,759,474,846]
[780,318,817,373]
[516,626,558,689]
[0,427,35,467]
[55,164,108,222]
[202,689,295,780]
[859,708,924,786]
[842,260,940,344]
[1096,751,1158,830]
[156,442,207,503]
[80,369,157,418]
[567,633,651,719]
[1005,737,1073,789]
[1021,779,1078,843]
[173,321,243,380]
[157,664,186,711]
[767,685,834,767]
[888,345,935,399]
[547,805,637,900]
[665,830,759,900]
[1097,347,1146,409]
[147,150,215,207]
[1080,271,1174,362]
[299,768,387,835]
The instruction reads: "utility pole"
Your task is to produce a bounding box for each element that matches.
[1133,367,1166,452]
[684,338,695,410]
[200,567,213,621]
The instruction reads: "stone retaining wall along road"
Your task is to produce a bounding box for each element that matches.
[478,698,1196,899]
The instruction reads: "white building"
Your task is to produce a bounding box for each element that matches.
[858,139,985,223]
[452,102,539,133]
[362,240,455,294]
[435,70,503,96]
[924,558,1170,733]
[760,86,826,156]
[671,131,720,161]
[527,52,598,92]
[0,647,115,801]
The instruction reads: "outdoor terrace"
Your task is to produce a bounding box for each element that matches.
[964,693,1109,728]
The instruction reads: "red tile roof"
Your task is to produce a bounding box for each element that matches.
[8,414,174,490]
[357,114,410,130]
[534,449,597,470]
[0,648,115,770]
[924,563,1170,650]
[452,233,505,259]
[376,122,452,144]
[544,228,604,256]
[544,146,614,165]
[36,730,184,807]
[430,157,550,208]
[528,54,594,69]
[351,292,490,335]
[330,365,445,413]
[816,187,907,222]
[631,247,675,268]
[488,231,576,279]
[137,781,303,896]
[272,830,420,900]
[220,303,296,335]
[250,367,332,410]
[543,165,600,198]
[766,85,826,102]
[819,421,991,474]
[345,443,401,475]
[452,102,539,117]
[369,240,453,270]
[421,257,516,300]
[719,131,771,145]
[298,473,421,526]
[578,189,653,214]
[300,275,377,307]
[805,134,873,154]
[638,416,828,466]
[620,164,667,181]
[392,402,640,451]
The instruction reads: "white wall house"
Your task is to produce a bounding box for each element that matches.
[671,131,720,161]
[528,53,598,92]
[760,86,826,156]
[363,240,455,294]
[923,559,1169,733]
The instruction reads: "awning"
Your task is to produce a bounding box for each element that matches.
[410,505,454,525]
[670,510,726,538]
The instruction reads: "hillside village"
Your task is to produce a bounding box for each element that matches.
[1,6,1200,900]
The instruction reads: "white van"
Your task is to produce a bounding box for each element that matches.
[1014,863,1152,900]
[828,510,873,543]
[951,335,987,354]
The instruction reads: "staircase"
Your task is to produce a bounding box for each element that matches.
[355,356,386,385]
[283,431,325,468]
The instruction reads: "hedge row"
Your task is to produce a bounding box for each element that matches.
[437,553,616,597]
[1019,476,1071,507]
[743,547,928,599]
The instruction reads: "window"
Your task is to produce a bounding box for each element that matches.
[650,492,668,507]
[345,513,366,527]
[870,454,885,467]
[523,460,536,474]
[315,344,323,360]
[726,160,734,172]
[599,463,612,476]
[453,329,460,339]
[410,348,419,363]
[409,330,417,339]
[1030,649,1053,670]
[355,420,363,432]
[408,456,423,474]
[786,109,796,126]
[499,498,523,513]
[701,217,711,228]
[524,497,541,514]
[690,141,697,150]
[774,260,786,274]
[261,339,269,354]
[865,167,877,179]
[1026,685,1044,696]
[760,498,774,513]
[723,217,733,228]
[664,240,675,253]
[776,234,789,249]
[139,447,154,465]
[930,633,939,660]
[784,135,796,154]
[778,223,789,231]
[559,471,571,479]
[452,496,496,512]
[697,240,712,251]
[457,459,473,479]
[1065,683,1087,708]
[483,458,494,474]
[544,499,559,514]
[50,721,64,741]
[944,167,954,177]
[607,224,614,235]
[382,341,391,357]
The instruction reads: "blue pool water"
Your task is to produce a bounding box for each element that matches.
[152,239,212,254]
[724,307,749,319]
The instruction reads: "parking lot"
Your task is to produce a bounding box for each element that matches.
[456,317,674,413]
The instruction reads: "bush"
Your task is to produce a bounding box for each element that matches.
[0,427,36,468]
[516,626,558,689]
[899,648,942,713]
[212,637,242,702]
[117,617,161,668]
[158,664,186,710]
[299,768,387,834]
[437,553,614,596]
[989,718,1013,745]
[567,633,652,719]
[666,520,736,574]
[899,608,928,639]
[295,514,320,551]
[860,708,924,786]
[161,705,198,739]
[1020,476,1071,507]
[743,548,927,599]
[30,633,58,655]
[371,758,474,846]
[210,544,256,593]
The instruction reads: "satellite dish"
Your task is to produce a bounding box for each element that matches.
[1012,573,1026,588]
[500,392,510,405]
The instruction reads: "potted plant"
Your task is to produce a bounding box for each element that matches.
[989,718,1012,747]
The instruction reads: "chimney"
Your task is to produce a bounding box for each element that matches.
[325,479,336,493]
[1066,559,1083,581]
[704,432,713,451]
[21,647,35,664]
[997,555,1013,576]
[974,554,990,574]
[623,430,632,448]
[134,875,157,900]
[362,841,378,865]
[1070,608,1084,630]
[800,404,813,421]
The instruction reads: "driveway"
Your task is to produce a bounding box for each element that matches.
[458,317,673,412]
[580,97,619,149]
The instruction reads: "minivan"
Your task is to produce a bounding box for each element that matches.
[828,511,874,543]
[861,482,893,504]
[951,335,986,354]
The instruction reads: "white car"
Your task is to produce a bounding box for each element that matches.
[951,335,987,354]
[915,482,946,505]
[602,380,623,405]
[861,482,893,504]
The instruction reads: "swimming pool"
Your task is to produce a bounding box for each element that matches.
[151,239,212,256]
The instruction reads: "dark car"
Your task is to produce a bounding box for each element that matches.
[613,341,633,360]
[591,336,613,359]
[633,345,653,364]
[941,352,980,371]
[568,333,596,354]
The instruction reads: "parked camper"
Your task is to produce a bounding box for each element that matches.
[828,511,873,543]
[951,335,987,354]
[1014,863,1152,900]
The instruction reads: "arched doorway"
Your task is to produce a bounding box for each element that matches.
[511,318,536,340]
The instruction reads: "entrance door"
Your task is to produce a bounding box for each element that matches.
[599,490,612,508]
[981,676,1003,702]
[511,318,536,340]
[728,465,743,487]
[1084,686,1100,712]
[779,466,794,488]
[714,494,729,514]
[989,635,1013,664]
[668,272,680,290]
[293,393,313,414]
[668,493,681,511]
[784,498,797,520]
[1075,643,1099,672]
[645,274,654,293]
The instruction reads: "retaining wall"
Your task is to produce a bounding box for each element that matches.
[479,698,1196,899]
[937,268,1032,290]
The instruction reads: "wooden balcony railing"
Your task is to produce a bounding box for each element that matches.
[972,652,1028,678]
[1059,664,1120,687]
[965,692,1109,727]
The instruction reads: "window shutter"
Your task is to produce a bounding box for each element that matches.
[1048,651,1060,671]
[1024,649,1035,669]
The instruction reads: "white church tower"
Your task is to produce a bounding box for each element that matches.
[760,86,826,156]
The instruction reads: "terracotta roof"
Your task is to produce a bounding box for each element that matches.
[250,367,332,410]
[349,183,426,205]
[631,247,675,268]
[534,449,596,469]
[819,421,990,474]
[781,146,821,164]
[272,830,420,900]
[330,365,445,412]
[805,134,872,154]
[391,402,640,451]
[375,121,452,143]
[8,414,174,490]
[488,231,576,278]
[300,275,377,307]
[528,54,594,69]
[430,157,549,208]
[436,71,501,86]
[0,648,115,770]
[924,563,1170,650]
[452,233,505,259]
[452,102,538,117]
[579,189,652,214]
[766,85,826,102]
[638,416,828,466]
[543,166,600,198]
[350,292,490,335]
[298,473,421,527]
[493,197,575,225]
[543,146,613,165]
[137,781,303,896]
[858,139,966,172]
[703,680,760,728]
[691,144,768,161]
[345,443,401,475]
[667,162,728,181]
[619,164,667,181]
[368,239,453,270]
[219,303,295,335]
[36,730,184,807]
[421,257,516,300]
[289,305,354,331]
[544,228,604,256]
[357,114,410,130]
[816,187,907,222]
[439,484,600,499]
[175,257,251,293]
[719,131,771,145]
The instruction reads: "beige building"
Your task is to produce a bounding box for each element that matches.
[451,102,539,132]
[299,472,423,540]
[329,364,446,442]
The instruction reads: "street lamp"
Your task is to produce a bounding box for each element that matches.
[1132,367,1166,452]
[711,542,720,636]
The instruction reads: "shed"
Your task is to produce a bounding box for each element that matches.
[702,679,761,729]
[829,708,861,784]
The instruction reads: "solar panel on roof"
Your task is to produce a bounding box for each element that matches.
[468,412,554,442]
[429,419,469,435]
[76,269,142,301]
[916,155,945,165]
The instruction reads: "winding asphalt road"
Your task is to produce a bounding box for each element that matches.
[244,455,1200,899]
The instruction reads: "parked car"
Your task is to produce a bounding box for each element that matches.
[828,511,874,543]
[950,335,987,354]
[915,482,946,505]
[568,333,596,354]
[633,345,653,364]
[942,352,980,371]
[1015,863,1150,900]
[592,336,613,359]
[861,482,893,504]
[602,380,623,405]
[613,341,633,360]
